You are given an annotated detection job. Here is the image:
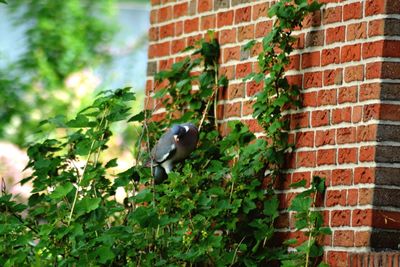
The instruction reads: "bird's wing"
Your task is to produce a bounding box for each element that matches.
[152,133,177,163]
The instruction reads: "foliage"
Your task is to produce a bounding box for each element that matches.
[0,0,116,145]
[0,0,330,266]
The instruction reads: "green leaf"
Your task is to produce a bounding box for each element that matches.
[49,183,74,199]
[290,179,307,188]
[319,227,332,235]
[105,158,118,168]
[290,196,312,213]
[243,40,256,51]
[97,246,115,263]
[263,196,279,217]
[128,111,145,122]
[135,189,153,203]
[75,197,101,217]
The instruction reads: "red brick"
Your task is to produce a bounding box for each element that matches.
[219,29,236,44]
[291,112,310,129]
[321,47,340,66]
[338,86,357,103]
[317,89,336,106]
[295,131,314,148]
[302,11,321,28]
[317,149,336,166]
[347,22,367,41]
[367,40,400,58]
[160,23,174,39]
[380,104,400,121]
[302,92,317,107]
[201,15,216,30]
[186,34,202,47]
[323,6,342,24]
[217,10,234,27]
[359,83,380,101]
[198,0,212,13]
[226,83,244,100]
[173,2,188,18]
[373,210,400,229]
[304,71,322,89]
[293,33,305,49]
[286,75,303,88]
[302,51,320,69]
[223,46,240,63]
[338,148,358,164]
[253,2,268,20]
[184,18,199,33]
[357,124,377,142]
[219,65,235,80]
[332,107,352,124]
[326,190,346,207]
[159,58,173,71]
[368,62,400,79]
[238,25,254,41]
[149,27,159,41]
[305,30,324,47]
[150,9,158,24]
[363,104,380,121]
[344,65,364,82]
[255,21,272,38]
[312,110,330,127]
[171,39,185,54]
[158,6,172,22]
[354,167,375,184]
[243,119,263,133]
[175,21,183,36]
[323,69,342,86]
[352,106,363,123]
[368,19,385,37]
[343,2,363,21]
[292,172,311,186]
[358,188,374,205]
[337,127,356,144]
[355,232,371,247]
[331,210,351,227]
[315,130,335,147]
[352,209,373,226]
[359,146,375,162]
[332,169,353,185]
[296,151,316,168]
[236,62,252,78]
[242,100,254,116]
[347,189,358,206]
[326,26,345,44]
[235,6,251,24]
[365,0,385,16]
[287,55,300,71]
[246,81,263,97]
[148,41,170,58]
[334,230,354,247]
[341,44,361,63]
[225,102,241,118]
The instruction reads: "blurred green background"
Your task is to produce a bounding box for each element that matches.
[0,0,150,197]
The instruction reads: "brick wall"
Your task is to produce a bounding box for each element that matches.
[145,0,400,265]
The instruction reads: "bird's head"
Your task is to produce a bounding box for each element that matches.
[170,124,189,142]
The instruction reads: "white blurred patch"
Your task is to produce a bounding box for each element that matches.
[115,186,127,204]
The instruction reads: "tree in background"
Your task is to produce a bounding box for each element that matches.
[0,0,117,146]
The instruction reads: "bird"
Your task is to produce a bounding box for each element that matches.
[149,123,199,184]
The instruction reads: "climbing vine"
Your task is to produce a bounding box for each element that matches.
[0,0,331,266]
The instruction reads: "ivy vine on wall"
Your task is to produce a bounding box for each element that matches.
[0,0,330,266]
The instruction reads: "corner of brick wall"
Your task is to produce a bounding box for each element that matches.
[145,0,400,264]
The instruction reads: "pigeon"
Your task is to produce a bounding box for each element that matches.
[150,123,198,184]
